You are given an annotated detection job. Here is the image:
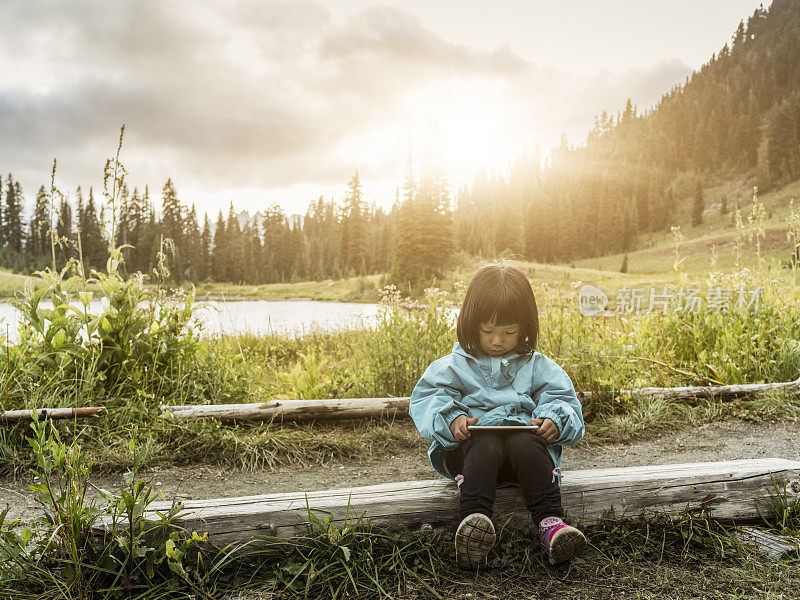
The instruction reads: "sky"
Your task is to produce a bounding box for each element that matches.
[0,0,767,219]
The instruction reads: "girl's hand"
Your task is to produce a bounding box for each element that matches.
[531,417,559,444]
[450,415,479,440]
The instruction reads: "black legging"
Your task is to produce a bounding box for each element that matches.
[445,428,565,524]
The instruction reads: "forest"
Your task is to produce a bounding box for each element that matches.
[1,1,799,287]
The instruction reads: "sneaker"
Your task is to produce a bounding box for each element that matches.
[539,517,586,565]
[454,513,496,570]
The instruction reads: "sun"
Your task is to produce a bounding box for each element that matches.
[407,79,517,177]
[334,78,523,197]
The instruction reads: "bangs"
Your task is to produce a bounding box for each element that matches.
[474,285,529,327]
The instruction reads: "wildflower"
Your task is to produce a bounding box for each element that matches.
[378,284,401,305]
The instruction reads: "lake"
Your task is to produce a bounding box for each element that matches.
[0,299,382,342]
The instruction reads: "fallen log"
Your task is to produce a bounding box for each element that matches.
[0,406,104,423]
[162,397,411,422]
[163,376,800,422]
[618,376,800,401]
[96,458,800,547]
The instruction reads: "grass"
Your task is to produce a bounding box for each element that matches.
[0,176,799,475]
[0,269,40,300]
[3,489,799,599]
[3,250,800,475]
[187,274,382,304]
[1,241,800,599]
[3,416,799,597]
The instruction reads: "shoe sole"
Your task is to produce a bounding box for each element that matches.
[547,526,587,565]
[455,514,496,570]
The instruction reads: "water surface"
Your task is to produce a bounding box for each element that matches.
[0,299,381,342]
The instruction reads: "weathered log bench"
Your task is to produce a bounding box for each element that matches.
[97,459,800,547]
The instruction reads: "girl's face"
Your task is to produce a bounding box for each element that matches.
[478,321,520,356]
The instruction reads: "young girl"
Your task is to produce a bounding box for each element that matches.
[409,262,586,569]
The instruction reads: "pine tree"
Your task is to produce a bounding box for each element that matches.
[340,171,367,272]
[136,187,157,276]
[183,204,201,281]
[200,213,212,281]
[79,188,107,271]
[261,204,287,283]
[123,187,141,270]
[3,175,24,253]
[210,210,226,281]
[732,20,746,50]
[225,202,243,283]
[392,144,425,286]
[160,178,183,282]
[393,122,454,285]
[28,185,50,257]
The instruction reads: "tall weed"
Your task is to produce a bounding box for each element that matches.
[354,285,456,397]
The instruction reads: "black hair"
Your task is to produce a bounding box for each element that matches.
[456,262,539,356]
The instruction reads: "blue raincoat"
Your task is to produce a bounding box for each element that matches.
[409,342,584,485]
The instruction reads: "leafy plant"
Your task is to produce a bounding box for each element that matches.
[0,417,209,598]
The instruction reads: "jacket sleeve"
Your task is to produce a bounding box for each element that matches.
[409,359,470,449]
[530,354,585,447]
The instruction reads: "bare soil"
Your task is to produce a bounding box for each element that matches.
[3,418,799,525]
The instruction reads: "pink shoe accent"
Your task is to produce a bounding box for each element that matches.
[455,474,464,488]
[539,517,586,565]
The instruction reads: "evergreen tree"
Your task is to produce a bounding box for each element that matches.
[79,188,107,271]
[225,202,243,283]
[28,185,51,257]
[261,204,287,282]
[200,213,212,281]
[392,145,425,285]
[183,204,201,281]
[161,178,183,282]
[212,210,227,281]
[340,171,367,273]
[3,175,24,253]
[392,122,454,286]
[136,187,157,276]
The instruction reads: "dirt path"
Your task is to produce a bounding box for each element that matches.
[3,419,799,525]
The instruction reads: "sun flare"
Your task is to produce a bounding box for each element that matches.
[407,80,518,175]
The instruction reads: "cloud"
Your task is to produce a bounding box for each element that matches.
[0,0,693,209]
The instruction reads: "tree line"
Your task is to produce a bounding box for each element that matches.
[0,128,454,287]
[0,174,397,285]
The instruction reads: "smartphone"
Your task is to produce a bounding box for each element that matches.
[466,425,539,430]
